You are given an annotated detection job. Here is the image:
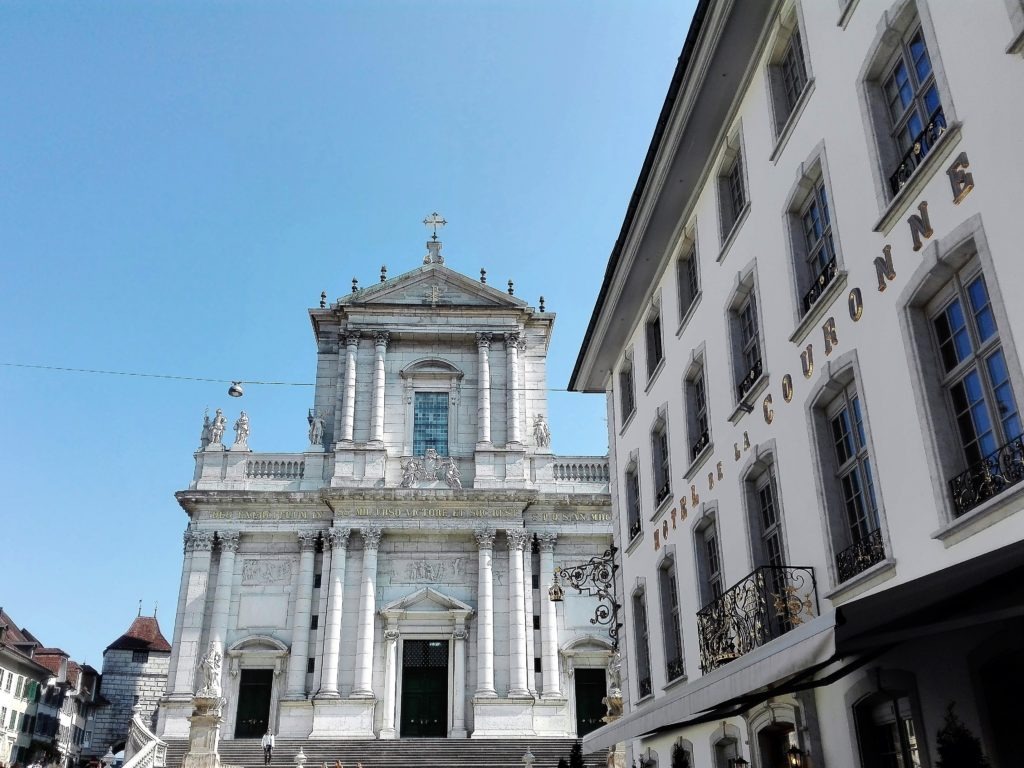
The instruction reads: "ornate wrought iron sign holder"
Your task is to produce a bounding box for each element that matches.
[548,546,622,650]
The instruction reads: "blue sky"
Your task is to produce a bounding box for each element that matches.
[0,1,694,664]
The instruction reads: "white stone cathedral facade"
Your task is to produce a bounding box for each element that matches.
[156,236,613,742]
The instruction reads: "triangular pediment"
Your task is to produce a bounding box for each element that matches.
[341,264,528,309]
[380,586,475,617]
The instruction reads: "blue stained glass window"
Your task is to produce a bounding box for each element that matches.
[413,392,448,456]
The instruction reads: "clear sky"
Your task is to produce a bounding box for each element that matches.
[0,1,695,665]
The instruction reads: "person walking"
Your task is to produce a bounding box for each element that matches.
[261,730,275,765]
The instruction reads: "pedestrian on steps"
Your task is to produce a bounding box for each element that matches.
[261,730,275,765]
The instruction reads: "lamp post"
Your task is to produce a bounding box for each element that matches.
[547,546,622,650]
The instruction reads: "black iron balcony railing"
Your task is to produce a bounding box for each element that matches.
[801,255,838,317]
[736,358,764,401]
[666,656,686,682]
[638,675,652,698]
[655,480,671,506]
[628,517,642,541]
[888,106,947,196]
[696,565,817,673]
[691,429,710,461]
[949,434,1024,517]
[835,528,886,583]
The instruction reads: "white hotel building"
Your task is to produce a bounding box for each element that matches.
[571,1,1024,766]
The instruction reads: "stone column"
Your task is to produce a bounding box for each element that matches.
[165,529,197,694]
[370,331,390,444]
[317,528,350,698]
[340,331,360,443]
[285,531,320,698]
[505,332,523,445]
[379,626,400,738]
[171,530,214,695]
[474,528,497,697]
[451,624,468,737]
[476,333,492,445]
[352,526,383,697]
[523,547,537,696]
[209,531,240,647]
[538,533,561,697]
[506,529,530,696]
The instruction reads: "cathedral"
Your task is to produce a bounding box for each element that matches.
[155,228,613,742]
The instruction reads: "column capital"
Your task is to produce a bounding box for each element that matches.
[327,528,351,550]
[361,526,383,550]
[373,330,391,348]
[506,529,530,551]
[342,330,361,348]
[536,532,558,553]
[187,531,215,552]
[503,331,521,347]
[474,527,496,549]
[217,531,241,553]
[475,332,492,349]
[383,628,400,642]
[453,627,468,641]
[298,531,320,551]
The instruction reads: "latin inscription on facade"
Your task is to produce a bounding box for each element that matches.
[242,559,293,585]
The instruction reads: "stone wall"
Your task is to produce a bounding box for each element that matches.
[87,649,168,756]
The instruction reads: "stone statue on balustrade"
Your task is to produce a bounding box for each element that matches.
[308,410,325,447]
[232,411,250,450]
[198,410,212,451]
[533,414,551,448]
[207,409,227,449]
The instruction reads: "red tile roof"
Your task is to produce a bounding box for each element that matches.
[106,616,171,653]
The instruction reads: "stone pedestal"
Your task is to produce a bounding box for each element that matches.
[276,699,314,737]
[308,698,376,738]
[182,695,224,768]
[471,696,537,738]
[330,446,387,487]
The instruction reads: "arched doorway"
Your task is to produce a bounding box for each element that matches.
[223,636,289,739]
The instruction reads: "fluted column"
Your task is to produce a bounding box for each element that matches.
[474,528,496,697]
[165,529,197,694]
[476,333,492,445]
[340,331,360,443]
[171,530,214,695]
[451,624,468,737]
[505,332,523,445]
[352,526,383,697]
[379,625,400,738]
[506,529,530,696]
[285,531,320,698]
[370,331,390,444]
[317,528,350,698]
[538,533,561,697]
[209,531,240,647]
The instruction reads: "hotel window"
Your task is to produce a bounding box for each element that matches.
[651,412,672,507]
[752,469,785,569]
[413,391,449,456]
[861,8,952,200]
[929,266,1022,517]
[658,558,685,682]
[717,133,748,244]
[685,362,711,463]
[631,591,652,699]
[625,466,642,542]
[728,273,766,406]
[676,243,700,324]
[767,13,810,136]
[695,517,724,607]
[854,693,924,768]
[816,378,886,584]
[646,309,665,379]
[619,358,636,425]
[788,165,840,319]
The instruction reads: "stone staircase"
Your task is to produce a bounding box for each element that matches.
[163,738,607,768]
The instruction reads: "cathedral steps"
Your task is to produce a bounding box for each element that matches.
[163,738,606,768]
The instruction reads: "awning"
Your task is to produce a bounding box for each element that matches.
[582,611,838,753]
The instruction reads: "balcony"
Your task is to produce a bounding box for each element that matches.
[835,528,886,583]
[888,106,947,196]
[696,565,818,673]
[690,429,710,461]
[801,255,838,317]
[736,358,763,401]
[949,434,1024,517]
[666,656,685,682]
[628,517,642,541]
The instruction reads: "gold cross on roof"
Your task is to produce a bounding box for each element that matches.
[423,212,447,241]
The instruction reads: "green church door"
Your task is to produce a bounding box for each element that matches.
[400,640,449,737]
[574,668,607,737]
[234,669,273,739]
